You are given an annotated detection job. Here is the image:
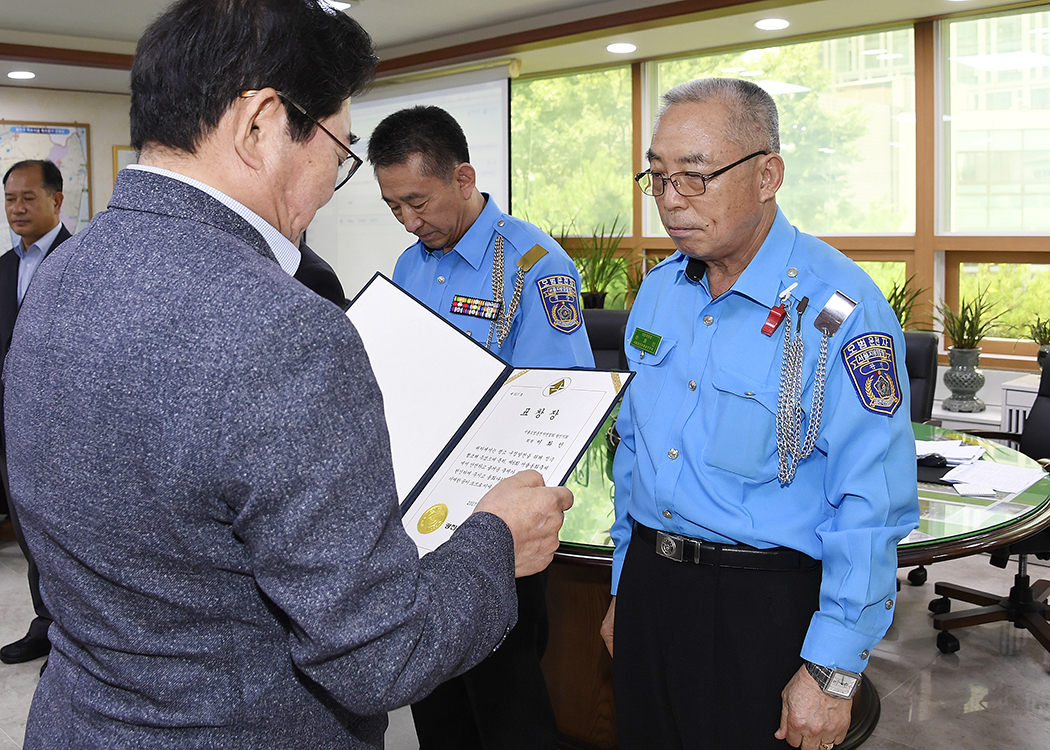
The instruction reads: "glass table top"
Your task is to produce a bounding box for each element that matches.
[560,418,1050,560]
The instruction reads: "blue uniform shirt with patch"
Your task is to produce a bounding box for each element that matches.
[391,195,594,369]
[610,208,919,674]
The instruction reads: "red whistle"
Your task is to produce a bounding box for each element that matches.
[761,304,786,336]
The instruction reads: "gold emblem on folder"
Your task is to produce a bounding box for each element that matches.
[417,504,449,535]
[545,378,569,396]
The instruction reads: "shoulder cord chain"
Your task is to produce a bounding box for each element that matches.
[486,234,524,349]
[776,303,830,485]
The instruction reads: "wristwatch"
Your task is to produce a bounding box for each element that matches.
[804,660,861,699]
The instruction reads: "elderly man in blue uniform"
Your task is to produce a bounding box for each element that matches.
[600,78,919,750]
[368,106,593,750]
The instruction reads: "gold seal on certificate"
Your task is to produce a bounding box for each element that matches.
[417,504,449,534]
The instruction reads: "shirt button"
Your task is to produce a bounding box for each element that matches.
[788,267,798,278]
[745,391,755,397]
[668,448,679,459]
[639,351,645,359]
[465,331,472,337]
[437,276,445,284]
[885,600,894,610]
[688,380,697,391]
[703,315,714,326]
[498,220,506,227]
[663,510,673,519]
[860,650,870,660]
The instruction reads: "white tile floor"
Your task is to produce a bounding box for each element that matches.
[2,530,1049,749]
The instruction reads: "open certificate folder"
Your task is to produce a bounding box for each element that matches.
[345,273,633,555]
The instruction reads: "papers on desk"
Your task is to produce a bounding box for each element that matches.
[915,439,1047,497]
[915,439,985,466]
[942,461,1048,496]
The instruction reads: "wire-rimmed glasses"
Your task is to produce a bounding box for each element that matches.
[635,150,769,198]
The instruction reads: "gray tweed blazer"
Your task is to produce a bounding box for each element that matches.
[5,169,516,749]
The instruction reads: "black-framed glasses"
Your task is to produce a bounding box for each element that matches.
[241,89,363,190]
[634,150,769,198]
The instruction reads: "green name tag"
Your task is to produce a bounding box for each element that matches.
[630,327,662,356]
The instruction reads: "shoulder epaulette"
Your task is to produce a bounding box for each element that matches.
[517,245,548,272]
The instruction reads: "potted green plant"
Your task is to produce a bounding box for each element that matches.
[934,286,1004,413]
[1024,315,1050,371]
[624,256,648,309]
[885,274,924,330]
[574,215,627,309]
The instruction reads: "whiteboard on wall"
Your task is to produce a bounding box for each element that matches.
[307,68,510,300]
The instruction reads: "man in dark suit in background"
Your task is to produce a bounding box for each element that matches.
[1,159,70,667]
[296,239,346,307]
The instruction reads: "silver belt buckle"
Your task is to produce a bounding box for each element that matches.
[656,531,685,562]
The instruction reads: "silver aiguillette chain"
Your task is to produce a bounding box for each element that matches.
[776,295,829,485]
[487,234,524,349]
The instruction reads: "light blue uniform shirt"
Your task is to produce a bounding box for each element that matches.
[15,221,64,306]
[392,195,593,369]
[611,208,919,673]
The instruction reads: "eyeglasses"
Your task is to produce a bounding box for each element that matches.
[240,89,363,191]
[634,150,769,198]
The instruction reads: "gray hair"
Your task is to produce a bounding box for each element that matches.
[656,78,780,154]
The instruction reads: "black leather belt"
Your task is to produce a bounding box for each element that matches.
[635,524,815,571]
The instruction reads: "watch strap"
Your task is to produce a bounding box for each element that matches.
[804,660,861,699]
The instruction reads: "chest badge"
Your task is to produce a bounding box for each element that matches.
[630,327,662,355]
[450,295,501,320]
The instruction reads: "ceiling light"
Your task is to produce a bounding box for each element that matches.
[740,70,764,77]
[877,53,904,60]
[607,42,637,54]
[863,49,888,56]
[325,1,353,10]
[755,18,789,31]
[7,71,35,80]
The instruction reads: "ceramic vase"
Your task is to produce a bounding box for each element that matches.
[942,347,986,412]
[581,291,607,309]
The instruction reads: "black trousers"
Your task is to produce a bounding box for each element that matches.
[411,571,558,750]
[614,525,821,750]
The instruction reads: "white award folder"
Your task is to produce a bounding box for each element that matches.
[345,273,632,554]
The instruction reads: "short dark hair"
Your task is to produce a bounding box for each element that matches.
[130,0,377,153]
[367,106,470,181]
[3,160,63,194]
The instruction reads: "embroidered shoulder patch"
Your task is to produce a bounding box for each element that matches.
[537,275,582,334]
[842,332,901,416]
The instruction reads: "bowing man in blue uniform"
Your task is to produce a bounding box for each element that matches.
[368,106,593,750]
[601,78,919,750]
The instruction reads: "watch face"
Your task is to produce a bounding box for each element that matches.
[828,672,859,699]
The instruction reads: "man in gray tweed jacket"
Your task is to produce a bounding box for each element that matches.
[3,1,571,748]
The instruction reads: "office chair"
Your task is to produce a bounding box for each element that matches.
[582,309,629,370]
[904,331,938,423]
[927,363,1050,654]
[902,331,939,586]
